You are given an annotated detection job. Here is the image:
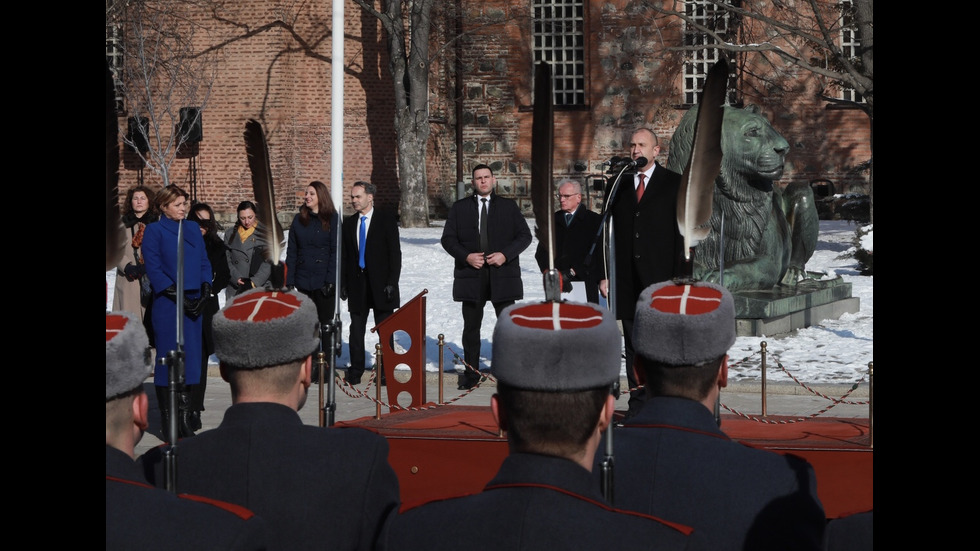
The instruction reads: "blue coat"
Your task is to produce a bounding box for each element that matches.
[595,396,826,551]
[140,402,400,551]
[285,210,339,292]
[142,217,212,385]
[382,453,691,550]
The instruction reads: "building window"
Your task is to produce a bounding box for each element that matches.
[838,0,863,103]
[533,0,586,107]
[683,1,734,105]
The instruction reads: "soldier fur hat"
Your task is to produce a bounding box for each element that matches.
[491,301,621,391]
[213,289,320,369]
[633,281,736,366]
[106,311,152,400]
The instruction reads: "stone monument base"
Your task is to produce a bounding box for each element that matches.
[733,276,859,337]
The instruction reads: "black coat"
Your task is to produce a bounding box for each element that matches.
[595,397,827,551]
[107,445,267,551]
[140,402,400,551]
[382,453,691,551]
[606,162,684,318]
[441,193,532,303]
[285,209,339,292]
[341,209,401,314]
[534,204,605,303]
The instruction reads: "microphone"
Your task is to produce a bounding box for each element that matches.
[628,156,648,168]
[602,156,628,167]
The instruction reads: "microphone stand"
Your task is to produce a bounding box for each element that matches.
[596,162,634,504]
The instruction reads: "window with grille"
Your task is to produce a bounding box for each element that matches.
[533,0,586,107]
[683,1,734,105]
[838,0,864,103]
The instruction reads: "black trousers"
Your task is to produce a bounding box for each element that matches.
[621,318,647,416]
[348,308,394,378]
[460,298,513,383]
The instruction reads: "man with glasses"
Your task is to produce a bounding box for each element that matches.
[535,179,605,304]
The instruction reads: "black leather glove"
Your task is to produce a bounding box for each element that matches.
[161,285,178,302]
[284,284,296,292]
[184,284,210,318]
[123,263,143,282]
[322,283,335,297]
[384,285,395,302]
[560,271,573,293]
[339,286,348,301]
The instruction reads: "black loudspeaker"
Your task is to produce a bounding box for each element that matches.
[179,107,203,144]
[127,116,150,153]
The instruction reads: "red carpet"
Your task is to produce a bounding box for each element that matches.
[339,406,872,517]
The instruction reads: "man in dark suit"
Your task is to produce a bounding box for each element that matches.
[106,311,268,551]
[602,128,685,417]
[380,301,692,551]
[441,164,532,390]
[534,179,605,304]
[596,281,826,551]
[341,181,402,385]
[140,290,401,551]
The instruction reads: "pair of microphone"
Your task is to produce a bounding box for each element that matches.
[603,156,648,171]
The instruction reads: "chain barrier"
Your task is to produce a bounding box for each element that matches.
[328,342,871,424]
[329,345,497,414]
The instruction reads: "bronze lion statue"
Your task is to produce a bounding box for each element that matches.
[666,104,819,292]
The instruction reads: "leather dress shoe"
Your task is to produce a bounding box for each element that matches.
[457,377,479,391]
[345,373,362,385]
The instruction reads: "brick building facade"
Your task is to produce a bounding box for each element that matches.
[109,1,870,223]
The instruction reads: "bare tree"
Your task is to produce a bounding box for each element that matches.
[654,0,873,220]
[107,0,218,189]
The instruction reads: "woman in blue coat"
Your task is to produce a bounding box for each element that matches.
[285,180,339,329]
[142,185,212,439]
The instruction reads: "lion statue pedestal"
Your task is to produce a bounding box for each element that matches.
[667,104,859,336]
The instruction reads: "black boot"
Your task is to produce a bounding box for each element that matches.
[188,382,206,432]
[178,390,197,438]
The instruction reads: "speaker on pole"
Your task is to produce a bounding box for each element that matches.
[127,116,150,153]
[178,107,203,144]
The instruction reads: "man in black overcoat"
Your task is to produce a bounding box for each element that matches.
[341,181,402,385]
[603,128,685,417]
[441,164,532,390]
[534,178,605,304]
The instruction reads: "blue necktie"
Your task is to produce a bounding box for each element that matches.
[358,215,367,269]
[565,212,573,226]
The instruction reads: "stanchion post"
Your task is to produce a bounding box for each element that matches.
[868,361,873,448]
[375,343,382,420]
[317,351,327,427]
[438,334,445,405]
[760,341,768,416]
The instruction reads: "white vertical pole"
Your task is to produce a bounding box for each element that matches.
[331,0,344,210]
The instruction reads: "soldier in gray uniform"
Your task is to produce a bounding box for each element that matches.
[106,310,267,551]
[381,300,692,550]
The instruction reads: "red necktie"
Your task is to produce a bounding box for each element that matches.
[636,173,646,202]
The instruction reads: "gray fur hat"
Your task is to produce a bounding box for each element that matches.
[491,301,621,391]
[633,281,736,365]
[106,311,152,400]
[213,289,320,369]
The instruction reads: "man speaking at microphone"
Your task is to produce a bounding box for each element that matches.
[601,128,684,419]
